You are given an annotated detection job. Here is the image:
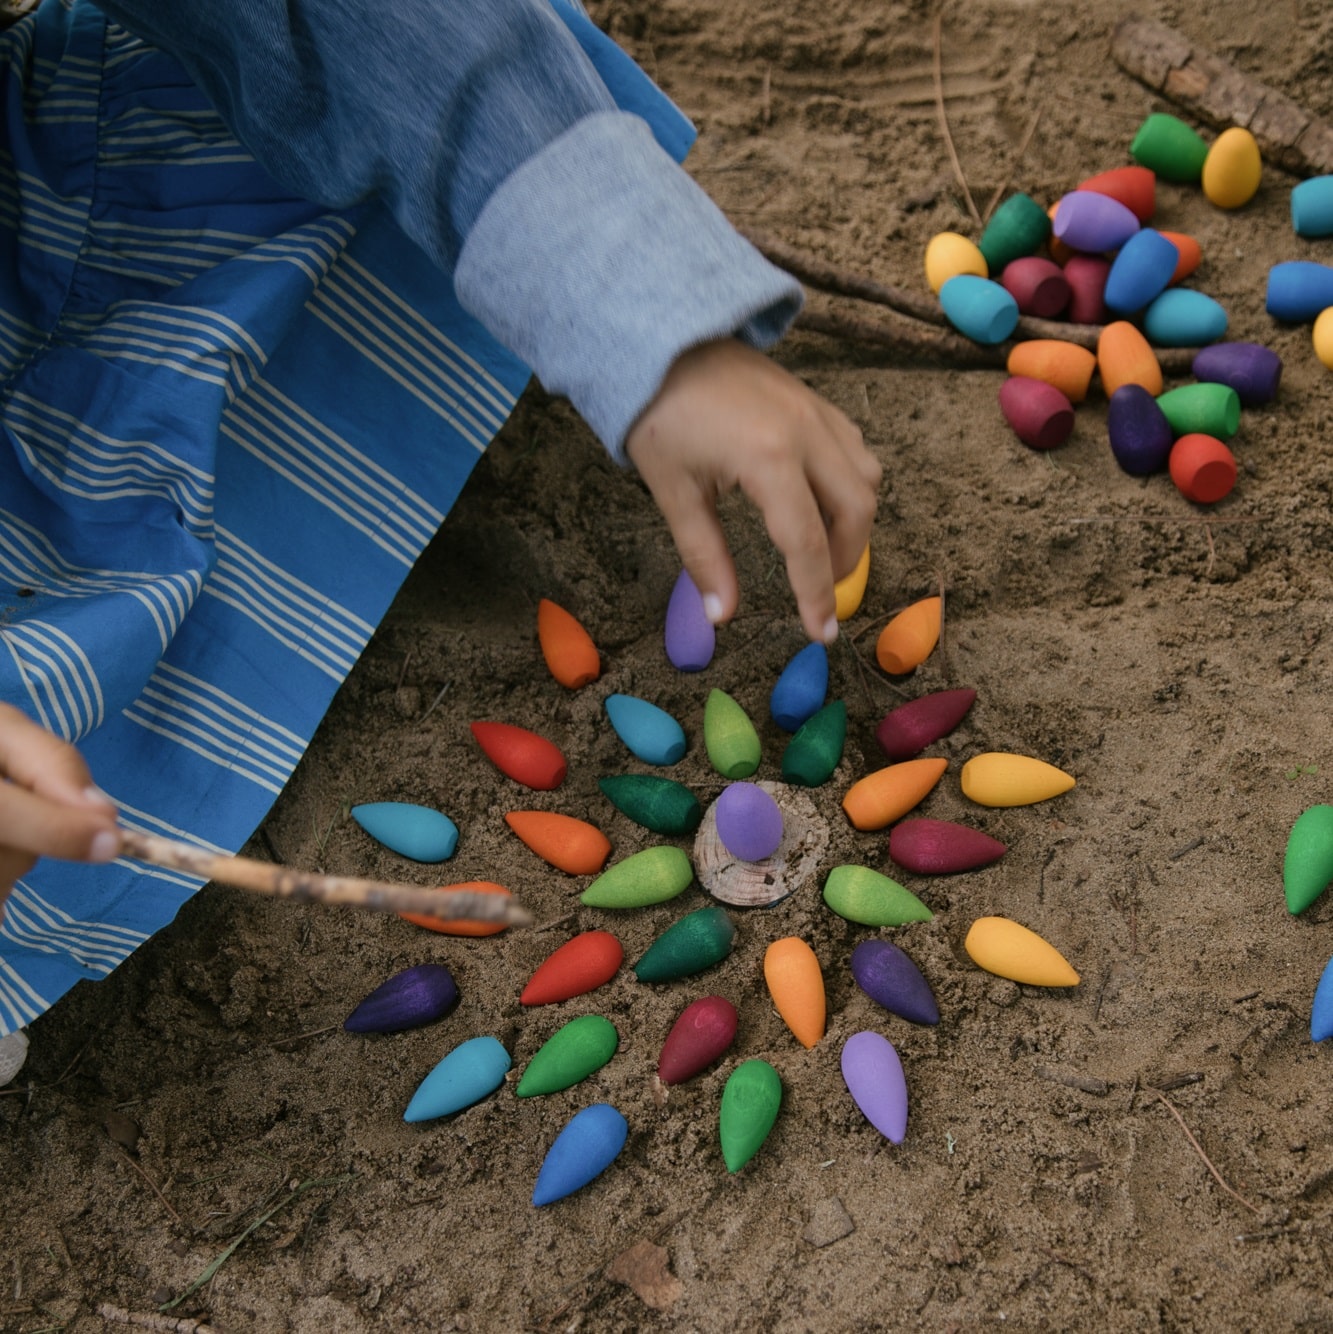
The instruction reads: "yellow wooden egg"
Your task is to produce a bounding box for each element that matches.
[960,752,1074,807]
[964,916,1079,987]
[1201,127,1261,209]
[1314,307,1333,370]
[834,543,871,621]
[924,232,988,295]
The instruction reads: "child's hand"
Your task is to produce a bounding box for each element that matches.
[625,338,881,643]
[0,705,120,909]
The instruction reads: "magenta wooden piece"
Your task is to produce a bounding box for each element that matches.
[999,376,1074,451]
[875,688,976,761]
[1000,256,1070,317]
[1107,383,1173,476]
[850,939,940,1026]
[658,994,739,1084]
[664,568,715,671]
[1063,255,1110,324]
[1052,190,1140,253]
[888,817,1007,874]
[715,782,783,861]
[1191,341,1282,407]
[840,1031,909,1144]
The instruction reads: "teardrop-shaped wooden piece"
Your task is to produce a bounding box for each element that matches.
[888,818,1007,874]
[822,865,932,927]
[470,721,567,790]
[875,689,976,761]
[704,688,761,779]
[719,1059,782,1173]
[537,598,600,689]
[532,1104,628,1205]
[781,700,847,788]
[842,757,948,831]
[1312,957,1333,1042]
[875,597,942,674]
[1284,804,1333,915]
[964,916,1079,987]
[841,1031,909,1144]
[834,543,871,620]
[516,1014,619,1097]
[850,939,939,1025]
[597,774,703,835]
[961,752,1075,807]
[399,881,512,936]
[763,936,825,1049]
[504,810,611,875]
[770,642,828,731]
[633,906,736,983]
[605,694,687,766]
[344,963,459,1034]
[658,995,739,1084]
[581,845,694,909]
[351,802,459,862]
[664,568,715,672]
[403,1035,511,1123]
[520,930,624,1006]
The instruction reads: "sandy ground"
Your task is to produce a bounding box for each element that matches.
[7,1,1333,1329]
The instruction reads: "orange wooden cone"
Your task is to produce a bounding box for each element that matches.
[763,937,826,1049]
[520,929,624,1005]
[1006,340,1097,403]
[842,757,948,831]
[504,810,611,875]
[537,598,600,689]
[1096,320,1162,398]
[875,596,941,674]
[1159,230,1202,284]
[400,881,513,936]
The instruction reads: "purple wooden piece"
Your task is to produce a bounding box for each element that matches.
[850,939,940,1026]
[664,568,715,671]
[344,963,459,1034]
[1052,190,1140,254]
[1107,383,1174,476]
[840,1030,910,1143]
[715,782,783,862]
[1191,341,1282,406]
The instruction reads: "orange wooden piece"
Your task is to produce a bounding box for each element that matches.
[763,937,826,1049]
[1006,340,1097,403]
[400,881,512,936]
[875,596,941,674]
[470,721,567,790]
[520,929,624,1006]
[1096,320,1162,398]
[1159,230,1202,284]
[537,598,600,689]
[504,810,611,875]
[842,757,948,831]
[1077,165,1156,222]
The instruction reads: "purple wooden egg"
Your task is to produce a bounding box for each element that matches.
[1000,256,1070,317]
[999,376,1074,451]
[1052,190,1140,253]
[1104,228,1180,314]
[850,939,939,1026]
[875,688,976,761]
[1107,383,1173,476]
[888,817,1007,874]
[1063,255,1110,324]
[1191,341,1282,407]
[715,781,783,862]
[658,994,739,1084]
[665,568,715,671]
[840,1030,909,1143]
[344,963,459,1033]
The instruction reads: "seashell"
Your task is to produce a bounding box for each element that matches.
[581,845,694,909]
[520,930,623,1005]
[888,817,1006,875]
[1052,190,1140,253]
[664,568,715,672]
[604,693,687,766]
[400,881,512,937]
[1191,342,1282,407]
[1107,384,1173,476]
[351,802,459,863]
[532,1103,628,1206]
[770,641,828,732]
[0,1030,29,1085]
[703,688,761,779]
[1292,176,1333,239]
[633,905,736,983]
[344,963,458,1034]
[658,995,739,1084]
[1201,127,1262,209]
[961,752,1074,807]
[719,1059,782,1173]
[763,936,826,1049]
[1142,289,1228,348]
[1155,383,1239,440]
[504,810,611,876]
[822,864,932,927]
[516,1014,619,1097]
[781,699,847,788]
[1097,321,1162,398]
[842,757,948,831]
[939,274,1019,345]
[1104,229,1180,314]
[1063,255,1110,324]
[841,1031,909,1144]
[470,721,567,790]
[875,596,941,675]
[1283,804,1333,915]
[403,1035,511,1123]
[1316,309,1333,371]
[715,782,783,862]
[998,377,1074,452]
[1266,260,1333,322]
[1077,164,1156,222]
[537,598,600,689]
[1005,340,1097,404]
[834,543,871,621]
[1169,434,1237,505]
[1312,957,1333,1041]
[977,192,1050,273]
[850,939,940,1025]
[999,256,1070,317]
[597,774,702,836]
[924,231,988,294]
[1159,230,1202,284]
[964,916,1079,987]
[1130,112,1209,183]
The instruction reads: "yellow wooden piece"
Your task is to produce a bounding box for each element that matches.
[875,596,941,674]
[924,232,988,294]
[961,752,1075,807]
[1201,127,1261,210]
[1314,308,1333,370]
[763,936,826,1048]
[842,757,947,831]
[834,543,871,621]
[964,916,1079,987]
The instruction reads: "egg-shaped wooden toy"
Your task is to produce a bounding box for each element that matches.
[1266,260,1333,322]
[834,542,871,620]
[850,939,940,1026]
[537,598,600,688]
[781,699,847,788]
[399,881,513,937]
[1005,340,1096,403]
[925,230,988,293]
[715,781,783,862]
[1142,289,1228,348]
[719,1059,782,1173]
[1107,383,1173,476]
[404,1035,512,1123]
[977,192,1050,273]
[504,810,611,876]
[1077,164,1156,222]
[1315,308,1333,370]
[1052,190,1140,254]
[770,641,828,731]
[1063,255,1111,324]
[604,693,687,766]
[875,687,976,762]
[658,995,739,1084]
[764,936,826,1049]
[344,963,459,1034]
[1201,127,1261,209]
[1168,434,1237,505]
[581,845,694,909]
[939,274,1020,345]
[843,756,948,830]
[1313,958,1333,1042]
[634,905,736,983]
[664,567,715,672]
[1097,321,1162,398]
[1159,230,1202,284]
[875,595,941,674]
[1283,804,1333,915]
[1191,342,1281,406]
[822,864,932,927]
[1000,256,1070,317]
[1130,112,1209,183]
[532,1103,628,1206]
[1156,383,1239,440]
[470,721,567,790]
[964,916,1079,987]
[704,688,761,779]
[961,752,1074,807]
[597,774,702,835]
[1045,201,1075,266]
[888,817,1007,875]
[351,801,459,863]
[841,1031,909,1144]
[1292,176,1333,238]
[520,930,624,1006]
[1103,229,1179,314]
[999,376,1074,451]
[516,1014,619,1097]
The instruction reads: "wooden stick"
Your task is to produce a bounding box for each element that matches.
[932,8,981,227]
[116,830,531,927]
[794,307,1006,365]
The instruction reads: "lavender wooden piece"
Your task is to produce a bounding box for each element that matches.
[840,1031,909,1144]
[715,782,784,862]
[664,568,715,671]
[1052,191,1140,253]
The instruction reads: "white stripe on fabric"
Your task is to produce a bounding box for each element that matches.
[0,633,53,733]
[1,885,147,971]
[0,620,104,741]
[0,960,50,1030]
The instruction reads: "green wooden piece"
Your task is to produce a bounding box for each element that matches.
[1284,804,1333,915]
[703,689,761,779]
[719,1059,782,1173]
[822,864,933,926]
[516,1015,619,1097]
[634,906,736,982]
[1156,382,1240,440]
[1130,113,1209,183]
[597,774,703,835]
[781,699,847,787]
[581,845,694,909]
[977,192,1049,274]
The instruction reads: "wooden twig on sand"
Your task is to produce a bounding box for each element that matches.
[97,1306,216,1334]
[117,830,531,927]
[1111,16,1333,179]
[1149,1087,1262,1215]
[794,308,1005,366]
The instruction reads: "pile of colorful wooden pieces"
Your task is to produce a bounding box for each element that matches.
[1267,175,1333,368]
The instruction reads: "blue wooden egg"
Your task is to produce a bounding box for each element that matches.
[1142,289,1228,347]
[664,568,715,672]
[939,275,1019,344]
[1267,261,1333,322]
[715,781,783,862]
[840,1031,909,1145]
[770,641,828,731]
[605,693,687,765]
[404,1035,511,1123]
[351,802,459,862]
[1313,957,1333,1041]
[1052,190,1140,253]
[1104,229,1180,314]
[1107,383,1173,475]
[345,963,458,1033]
[532,1103,629,1206]
[1292,176,1333,238]
[1191,342,1282,406]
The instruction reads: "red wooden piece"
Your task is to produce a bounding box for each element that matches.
[888,818,1008,874]
[470,721,568,790]
[875,688,976,761]
[520,930,624,1006]
[658,995,739,1084]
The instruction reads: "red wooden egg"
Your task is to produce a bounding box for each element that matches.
[520,930,624,1006]
[1077,165,1156,223]
[1000,256,1070,318]
[888,818,1008,874]
[470,721,567,790]
[875,688,976,761]
[998,376,1074,451]
[1168,433,1237,504]
[658,994,739,1084]
[1062,255,1110,324]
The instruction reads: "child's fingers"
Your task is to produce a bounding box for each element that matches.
[0,704,114,812]
[0,848,35,902]
[652,479,740,626]
[0,780,120,864]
